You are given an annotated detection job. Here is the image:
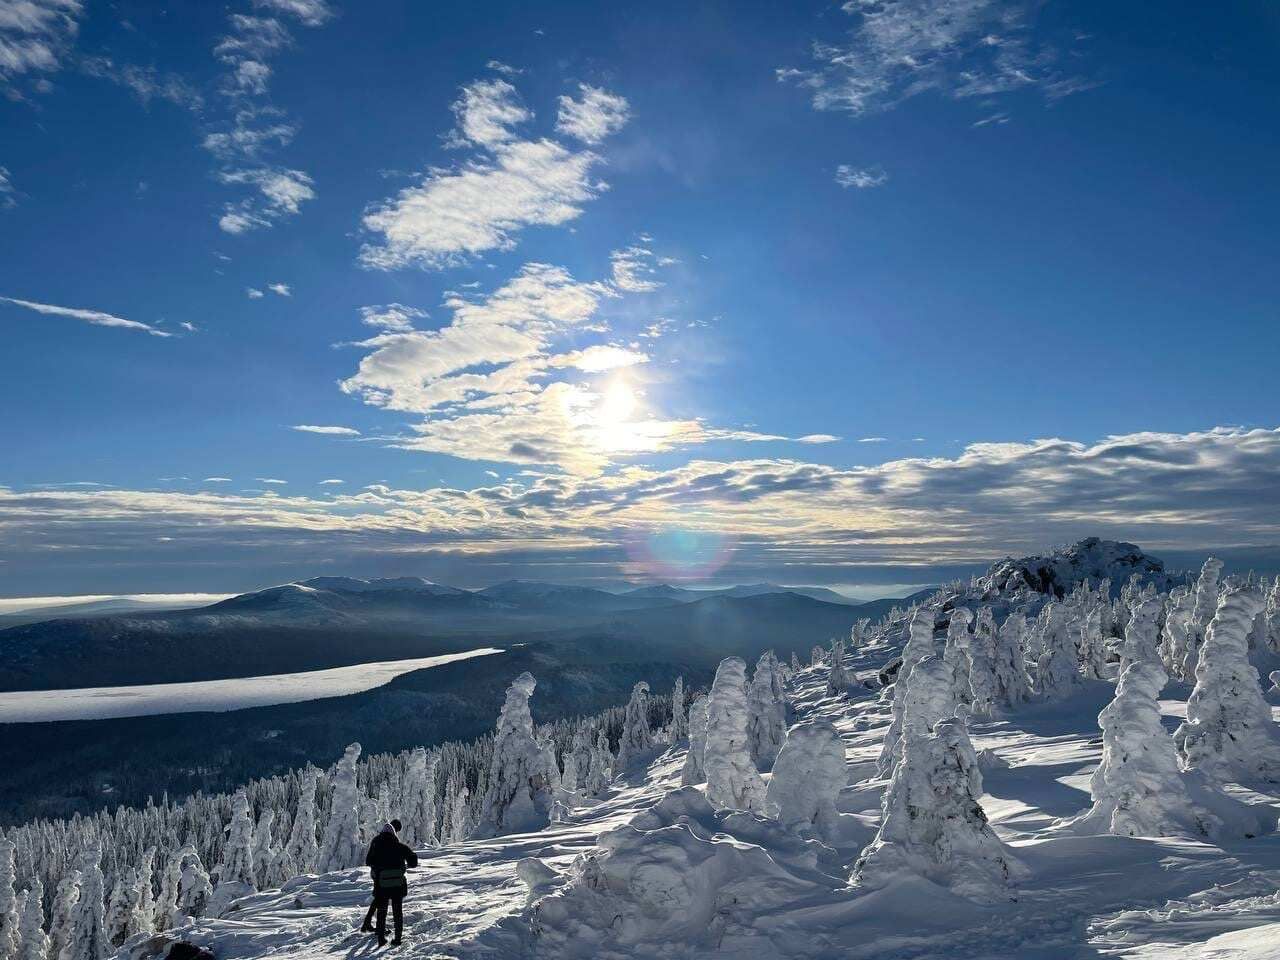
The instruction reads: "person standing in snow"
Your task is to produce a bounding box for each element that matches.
[361,820,418,946]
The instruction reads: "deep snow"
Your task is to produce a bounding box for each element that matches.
[159,633,1280,959]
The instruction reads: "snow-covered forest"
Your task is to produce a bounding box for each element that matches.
[6,539,1280,959]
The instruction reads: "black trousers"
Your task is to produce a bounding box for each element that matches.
[374,888,405,942]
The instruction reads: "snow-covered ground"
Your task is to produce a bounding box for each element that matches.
[171,642,1280,960]
[0,649,501,722]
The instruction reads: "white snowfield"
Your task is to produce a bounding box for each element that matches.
[170,646,1280,960]
[0,649,501,722]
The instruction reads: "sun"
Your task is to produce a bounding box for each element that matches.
[598,381,638,425]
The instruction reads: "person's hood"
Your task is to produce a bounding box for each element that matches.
[378,822,397,835]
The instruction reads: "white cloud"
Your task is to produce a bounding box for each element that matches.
[251,0,334,27]
[359,77,629,270]
[610,245,662,292]
[291,424,360,436]
[79,56,203,109]
[203,477,232,482]
[552,344,649,373]
[268,282,291,296]
[835,165,887,189]
[318,478,344,485]
[858,436,888,443]
[360,303,427,332]
[780,0,1095,117]
[484,470,500,478]
[0,166,14,208]
[217,168,315,233]
[256,477,288,484]
[797,434,840,444]
[0,295,170,336]
[179,321,198,332]
[0,0,83,89]
[555,84,630,145]
[246,287,264,298]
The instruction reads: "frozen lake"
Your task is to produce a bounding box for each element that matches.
[0,648,503,723]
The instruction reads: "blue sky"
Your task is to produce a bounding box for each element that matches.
[2,0,1279,596]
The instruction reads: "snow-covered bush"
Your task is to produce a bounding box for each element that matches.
[1176,585,1280,782]
[473,672,560,838]
[855,717,1024,903]
[703,657,766,811]
[764,719,846,835]
[1073,660,1271,841]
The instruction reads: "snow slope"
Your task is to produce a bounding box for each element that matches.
[163,632,1280,960]
[0,649,501,722]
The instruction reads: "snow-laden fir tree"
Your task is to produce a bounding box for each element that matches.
[1034,602,1082,700]
[103,875,132,949]
[1159,586,1195,679]
[615,681,653,769]
[400,748,439,847]
[855,717,1024,903]
[0,839,17,960]
[667,676,687,744]
[1265,578,1280,653]
[875,654,960,777]
[875,608,937,776]
[61,842,108,960]
[1176,585,1280,782]
[680,694,709,786]
[826,637,849,696]
[48,873,79,960]
[1075,660,1268,840]
[213,790,255,896]
[764,719,846,836]
[17,881,47,960]
[585,729,613,797]
[560,730,587,796]
[317,744,363,872]
[175,846,212,924]
[943,608,974,707]
[251,810,278,890]
[1120,594,1163,670]
[965,606,999,716]
[1080,604,1110,680]
[283,769,319,876]
[789,651,802,674]
[1183,557,1224,678]
[746,651,788,770]
[473,672,559,837]
[993,611,1031,708]
[809,645,824,667]
[127,849,155,941]
[444,776,470,844]
[702,656,766,811]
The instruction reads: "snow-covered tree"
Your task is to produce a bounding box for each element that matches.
[1265,578,1280,653]
[317,743,363,872]
[809,645,825,667]
[48,874,79,960]
[1076,660,1268,840]
[616,681,653,769]
[251,810,278,890]
[215,790,256,889]
[444,776,470,844]
[765,719,846,836]
[789,651,802,674]
[702,657,766,811]
[993,611,1031,708]
[965,606,999,716]
[474,672,559,838]
[667,677,687,744]
[174,847,212,924]
[854,717,1023,903]
[876,609,937,776]
[1183,557,1224,678]
[943,608,974,706]
[1080,604,1110,680]
[1119,594,1163,670]
[1176,585,1280,782]
[103,875,132,949]
[1034,602,1082,700]
[746,651,787,770]
[0,839,17,960]
[127,849,155,941]
[826,637,849,696]
[61,843,108,960]
[283,769,319,876]
[680,694,709,786]
[17,881,48,960]
[400,748,438,847]
[1159,586,1195,679]
[584,729,613,797]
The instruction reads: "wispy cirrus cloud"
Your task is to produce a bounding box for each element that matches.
[835,165,887,189]
[0,0,83,94]
[292,424,360,436]
[359,76,629,270]
[0,296,171,337]
[78,56,203,110]
[779,0,1096,118]
[555,83,630,145]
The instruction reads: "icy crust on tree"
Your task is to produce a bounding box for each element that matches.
[703,657,766,811]
[747,651,788,770]
[474,672,559,838]
[878,653,956,777]
[1176,586,1280,783]
[983,537,1171,599]
[680,694,709,786]
[523,787,847,957]
[855,718,1025,904]
[316,743,362,873]
[1034,601,1082,700]
[764,719,846,836]
[876,608,936,776]
[1070,661,1273,841]
[616,681,653,769]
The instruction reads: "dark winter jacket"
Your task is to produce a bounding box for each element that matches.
[365,830,419,894]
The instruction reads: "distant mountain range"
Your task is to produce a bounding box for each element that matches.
[0,576,911,693]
